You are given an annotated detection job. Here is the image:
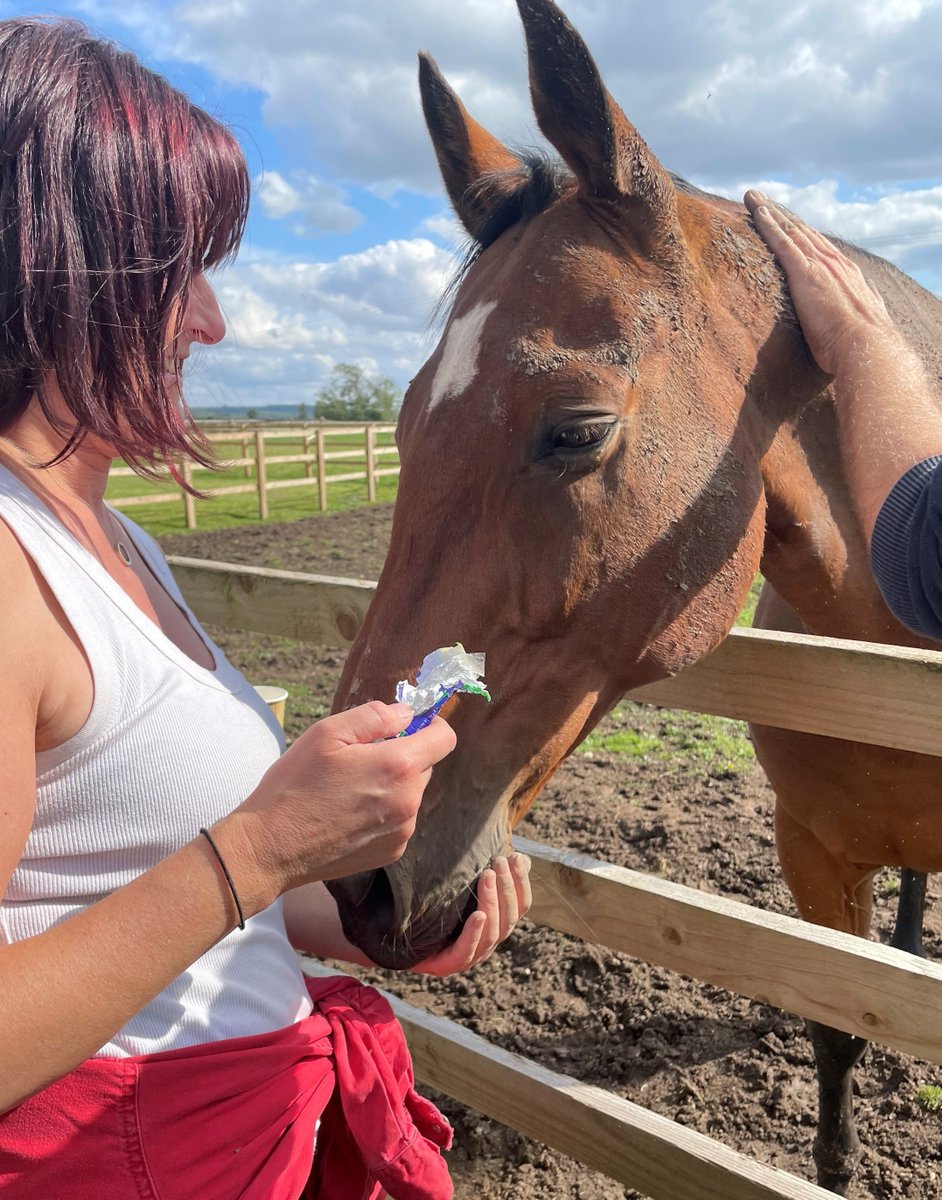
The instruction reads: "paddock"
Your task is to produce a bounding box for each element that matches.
[110,422,400,527]
[165,550,942,1199]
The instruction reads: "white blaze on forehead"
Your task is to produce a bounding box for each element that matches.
[428,300,498,412]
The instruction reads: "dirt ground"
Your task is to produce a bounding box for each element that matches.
[163,505,942,1200]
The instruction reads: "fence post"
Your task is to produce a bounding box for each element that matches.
[316,428,328,512]
[242,433,251,478]
[303,433,314,479]
[255,430,268,519]
[365,424,377,503]
[180,461,197,530]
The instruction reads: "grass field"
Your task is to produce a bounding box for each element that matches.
[107,429,399,537]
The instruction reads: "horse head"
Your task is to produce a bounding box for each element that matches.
[327,0,816,968]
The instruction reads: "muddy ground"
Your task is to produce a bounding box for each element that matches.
[162,505,942,1200]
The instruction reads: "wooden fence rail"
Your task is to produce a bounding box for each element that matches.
[111,423,398,528]
[165,556,942,1199]
[167,557,942,757]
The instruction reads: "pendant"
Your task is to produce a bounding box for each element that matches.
[116,540,133,567]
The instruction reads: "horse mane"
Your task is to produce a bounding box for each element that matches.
[437,153,727,321]
[472,151,571,250]
[435,152,894,333]
[434,152,569,322]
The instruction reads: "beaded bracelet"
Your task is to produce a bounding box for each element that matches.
[199,827,246,931]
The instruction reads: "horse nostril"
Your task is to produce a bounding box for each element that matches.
[361,866,398,929]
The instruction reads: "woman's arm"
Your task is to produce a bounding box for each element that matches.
[282,882,374,966]
[1,527,456,1113]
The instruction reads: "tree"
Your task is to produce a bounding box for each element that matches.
[298,401,309,421]
[315,363,400,422]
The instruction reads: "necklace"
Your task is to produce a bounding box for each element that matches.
[106,509,134,567]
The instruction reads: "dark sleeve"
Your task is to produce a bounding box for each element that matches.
[869,456,942,640]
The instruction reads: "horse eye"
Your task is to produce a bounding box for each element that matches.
[550,420,616,454]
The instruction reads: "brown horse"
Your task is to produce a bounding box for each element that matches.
[327,0,942,1191]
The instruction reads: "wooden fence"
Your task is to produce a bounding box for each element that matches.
[166,556,942,1200]
[110,423,398,528]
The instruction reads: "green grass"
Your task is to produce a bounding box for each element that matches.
[735,574,764,627]
[662,713,755,772]
[271,677,330,727]
[106,429,399,537]
[916,1085,942,1112]
[583,703,755,776]
[879,874,902,899]
[582,728,664,757]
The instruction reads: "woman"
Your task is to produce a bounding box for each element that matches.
[0,17,530,1198]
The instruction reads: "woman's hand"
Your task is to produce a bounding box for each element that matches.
[744,189,901,376]
[410,852,532,977]
[745,188,942,544]
[218,703,457,911]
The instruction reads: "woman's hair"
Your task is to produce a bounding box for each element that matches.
[0,18,249,474]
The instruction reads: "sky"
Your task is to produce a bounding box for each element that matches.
[4,0,942,409]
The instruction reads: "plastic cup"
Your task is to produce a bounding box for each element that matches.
[253,684,288,728]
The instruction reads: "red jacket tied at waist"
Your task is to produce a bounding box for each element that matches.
[0,973,453,1200]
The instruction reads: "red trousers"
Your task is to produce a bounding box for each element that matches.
[0,974,452,1199]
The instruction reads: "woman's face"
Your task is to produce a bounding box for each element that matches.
[165,273,226,408]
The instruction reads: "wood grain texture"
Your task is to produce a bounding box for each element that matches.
[518,837,942,1062]
[167,558,374,646]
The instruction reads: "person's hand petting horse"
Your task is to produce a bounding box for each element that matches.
[745,190,942,548]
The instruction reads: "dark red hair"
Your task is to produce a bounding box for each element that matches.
[0,18,249,473]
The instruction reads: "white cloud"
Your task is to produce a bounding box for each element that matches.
[254,170,363,236]
[859,0,925,31]
[254,171,300,220]
[186,236,455,407]
[81,0,942,195]
[709,177,942,270]
[419,212,465,250]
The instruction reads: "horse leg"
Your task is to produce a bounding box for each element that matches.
[775,804,877,1195]
[803,1020,868,1196]
[890,868,928,956]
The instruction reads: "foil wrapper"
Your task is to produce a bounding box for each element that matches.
[395,644,490,735]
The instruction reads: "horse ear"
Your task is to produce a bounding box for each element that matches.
[516,0,678,250]
[418,52,525,241]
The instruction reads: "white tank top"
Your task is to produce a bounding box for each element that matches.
[0,464,312,1057]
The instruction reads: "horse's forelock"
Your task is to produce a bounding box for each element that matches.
[437,161,747,318]
[434,152,572,324]
[434,159,804,336]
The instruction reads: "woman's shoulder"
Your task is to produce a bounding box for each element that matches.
[0,514,50,695]
[0,511,42,603]
[0,513,81,672]
[0,512,97,749]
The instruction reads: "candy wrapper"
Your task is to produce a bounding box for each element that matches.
[395,644,490,735]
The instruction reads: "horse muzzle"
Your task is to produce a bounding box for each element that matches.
[325,862,482,969]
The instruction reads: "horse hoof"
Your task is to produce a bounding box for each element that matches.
[817,1175,851,1197]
